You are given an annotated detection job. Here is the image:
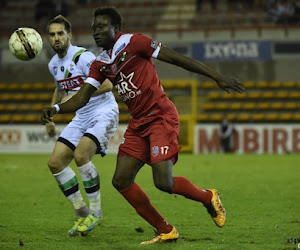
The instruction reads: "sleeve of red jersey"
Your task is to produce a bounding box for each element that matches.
[85,60,105,89]
[131,34,161,59]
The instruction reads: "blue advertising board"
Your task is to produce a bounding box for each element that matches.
[192,41,272,61]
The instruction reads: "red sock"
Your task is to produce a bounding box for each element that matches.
[120,182,173,234]
[172,176,212,204]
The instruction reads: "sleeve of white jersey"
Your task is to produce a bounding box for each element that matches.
[77,51,96,77]
[48,60,60,89]
[151,42,161,58]
[85,77,101,89]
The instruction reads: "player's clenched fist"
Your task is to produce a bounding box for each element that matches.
[41,106,56,125]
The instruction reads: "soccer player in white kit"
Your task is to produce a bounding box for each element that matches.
[45,15,119,236]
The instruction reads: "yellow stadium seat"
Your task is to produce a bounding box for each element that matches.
[270,102,283,109]
[276,91,288,99]
[202,81,215,89]
[261,91,274,99]
[7,83,21,90]
[282,81,295,88]
[25,93,38,101]
[243,102,256,110]
[119,114,130,122]
[251,113,264,121]
[230,102,242,110]
[234,93,247,99]
[202,103,215,110]
[284,102,297,109]
[289,92,300,98]
[248,91,261,99]
[13,93,26,101]
[293,114,300,121]
[256,81,268,88]
[269,81,281,88]
[24,114,40,123]
[31,103,45,111]
[20,83,33,90]
[279,113,292,121]
[0,83,6,90]
[265,113,278,121]
[220,92,232,99]
[0,93,12,101]
[207,92,220,99]
[243,81,255,88]
[197,114,209,122]
[256,102,269,109]
[0,115,11,123]
[237,113,250,121]
[215,102,228,110]
[19,104,33,111]
[0,104,5,112]
[39,93,52,101]
[6,104,18,111]
[11,114,25,123]
[226,113,236,121]
[209,113,223,122]
[32,83,45,90]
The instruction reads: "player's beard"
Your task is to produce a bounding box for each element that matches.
[52,39,69,55]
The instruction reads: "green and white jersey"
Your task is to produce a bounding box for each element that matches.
[48,45,118,116]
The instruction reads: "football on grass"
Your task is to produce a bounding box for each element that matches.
[8,27,43,61]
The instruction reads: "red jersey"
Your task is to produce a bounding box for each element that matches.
[86,32,169,120]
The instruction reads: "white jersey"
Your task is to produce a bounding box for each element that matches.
[48,45,118,117]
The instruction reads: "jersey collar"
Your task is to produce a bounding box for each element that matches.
[107,32,123,57]
[114,32,123,43]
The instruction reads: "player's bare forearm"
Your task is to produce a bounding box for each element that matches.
[58,83,97,113]
[51,88,66,106]
[157,45,245,93]
[91,78,113,97]
[41,83,97,124]
[158,46,221,79]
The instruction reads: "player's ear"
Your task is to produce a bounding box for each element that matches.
[68,32,72,40]
[114,25,119,34]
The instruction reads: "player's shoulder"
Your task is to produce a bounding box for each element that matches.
[48,54,58,68]
[71,45,95,60]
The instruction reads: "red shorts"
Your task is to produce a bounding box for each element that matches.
[118,101,181,165]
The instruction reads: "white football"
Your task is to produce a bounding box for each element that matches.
[8,27,43,61]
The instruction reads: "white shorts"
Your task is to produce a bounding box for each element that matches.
[58,107,119,156]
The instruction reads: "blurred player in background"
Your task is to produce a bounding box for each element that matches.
[42,7,245,244]
[219,119,233,153]
[45,15,119,236]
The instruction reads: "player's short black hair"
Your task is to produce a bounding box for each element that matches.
[94,6,122,29]
[47,15,72,33]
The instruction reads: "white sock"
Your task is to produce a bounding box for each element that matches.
[53,166,87,214]
[78,161,102,218]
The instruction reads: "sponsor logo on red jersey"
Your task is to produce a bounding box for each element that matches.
[115,72,141,101]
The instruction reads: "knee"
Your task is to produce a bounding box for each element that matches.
[154,179,173,194]
[112,175,131,191]
[74,149,89,166]
[47,157,63,174]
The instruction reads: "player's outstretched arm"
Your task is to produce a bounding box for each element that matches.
[92,78,113,96]
[157,45,245,93]
[41,83,97,124]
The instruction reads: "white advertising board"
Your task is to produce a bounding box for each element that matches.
[194,124,300,154]
[0,124,127,154]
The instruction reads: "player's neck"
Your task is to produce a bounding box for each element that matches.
[58,44,71,58]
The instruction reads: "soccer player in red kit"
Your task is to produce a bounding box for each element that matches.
[41,6,245,244]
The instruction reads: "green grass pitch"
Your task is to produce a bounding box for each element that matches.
[0,153,299,249]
